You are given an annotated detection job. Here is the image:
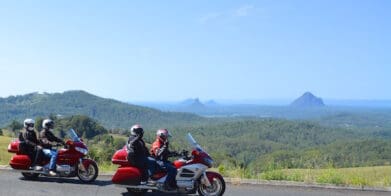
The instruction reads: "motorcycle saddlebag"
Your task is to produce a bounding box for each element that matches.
[9,155,31,170]
[112,167,141,185]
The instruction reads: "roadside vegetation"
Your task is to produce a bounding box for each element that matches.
[256,166,391,188]
[0,135,13,165]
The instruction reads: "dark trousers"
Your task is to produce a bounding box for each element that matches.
[157,161,177,186]
[128,154,156,182]
[133,157,148,181]
[165,161,177,186]
[27,148,41,166]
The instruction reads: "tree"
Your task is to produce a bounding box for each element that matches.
[8,120,23,132]
[35,117,44,131]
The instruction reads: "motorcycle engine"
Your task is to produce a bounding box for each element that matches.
[177,180,194,190]
[56,165,73,174]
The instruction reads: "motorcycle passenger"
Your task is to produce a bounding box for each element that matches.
[39,119,65,176]
[151,129,178,190]
[18,119,42,170]
[126,124,154,185]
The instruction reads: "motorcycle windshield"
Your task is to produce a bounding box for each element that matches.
[186,133,204,152]
[68,128,81,142]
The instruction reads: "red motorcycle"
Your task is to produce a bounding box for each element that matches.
[7,129,98,183]
[111,133,225,196]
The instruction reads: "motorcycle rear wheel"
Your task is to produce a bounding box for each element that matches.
[21,172,39,180]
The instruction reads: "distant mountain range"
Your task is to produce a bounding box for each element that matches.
[2,90,389,130]
[180,98,205,108]
[136,92,391,118]
[0,90,204,128]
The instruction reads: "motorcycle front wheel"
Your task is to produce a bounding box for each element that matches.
[198,175,226,196]
[77,161,98,183]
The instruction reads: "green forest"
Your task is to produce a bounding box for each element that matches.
[1,91,391,180]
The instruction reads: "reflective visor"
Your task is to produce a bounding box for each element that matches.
[26,123,34,127]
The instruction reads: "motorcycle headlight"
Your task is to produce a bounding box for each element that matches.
[75,147,88,155]
[203,157,214,168]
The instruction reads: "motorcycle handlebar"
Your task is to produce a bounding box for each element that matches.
[168,150,190,159]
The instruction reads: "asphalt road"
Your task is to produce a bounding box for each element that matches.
[0,170,389,196]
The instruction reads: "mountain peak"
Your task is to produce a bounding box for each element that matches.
[291,92,325,107]
[205,100,218,106]
[179,98,206,110]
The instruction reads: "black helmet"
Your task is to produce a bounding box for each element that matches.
[130,124,144,136]
[42,119,54,129]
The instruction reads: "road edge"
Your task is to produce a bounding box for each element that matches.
[224,177,391,192]
[1,165,390,192]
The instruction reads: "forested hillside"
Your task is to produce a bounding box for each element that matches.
[166,119,391,174]
[0,90,205,129]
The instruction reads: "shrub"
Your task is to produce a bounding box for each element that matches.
[286,171,304,182]
[218,165,226,176]
[316,169,345,185]
[349,175,369,187]
[261,170,286,181]
[383,176,391,187]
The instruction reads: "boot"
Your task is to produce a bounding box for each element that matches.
[49,170,57,176]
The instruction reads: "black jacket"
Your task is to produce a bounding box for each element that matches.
[39,128,64,149]
[126,135,149,164]
[18,130,39,154]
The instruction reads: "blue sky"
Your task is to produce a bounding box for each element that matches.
[0,0,390,102]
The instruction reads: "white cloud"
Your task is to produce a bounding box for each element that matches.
[234,4,255,17]
[198,4,255,24]
[198,12,223,24]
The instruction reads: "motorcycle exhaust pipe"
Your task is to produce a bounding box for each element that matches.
[9,169,46,175]
[114,184,159,190]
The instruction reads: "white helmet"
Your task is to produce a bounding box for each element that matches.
[23,119,35,131]
[130,124,143,136]
[42,119,54,129]
[156,129,171,141]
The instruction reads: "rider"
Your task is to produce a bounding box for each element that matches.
[18,119,42,170]
[126,124,152,185]
[39,119,65,176]
[151,129,178,190]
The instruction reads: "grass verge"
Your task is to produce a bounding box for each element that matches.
[0,136,13,165]
[259,166,391,187]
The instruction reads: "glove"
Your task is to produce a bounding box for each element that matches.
[157,160,164,167]
[169,151,180,157]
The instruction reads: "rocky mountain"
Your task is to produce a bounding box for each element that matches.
[205,100,218,106]
[180,98,205,107]
[290,92,325,107]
